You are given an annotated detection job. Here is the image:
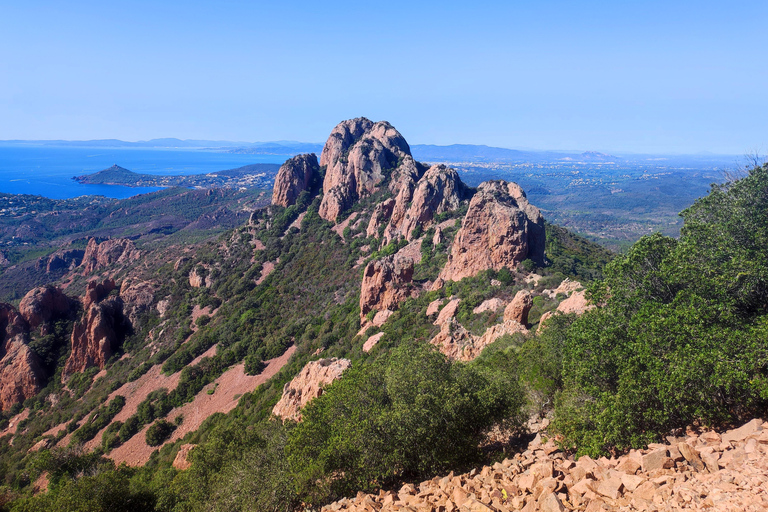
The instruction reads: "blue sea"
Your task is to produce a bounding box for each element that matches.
[0,145,290,200]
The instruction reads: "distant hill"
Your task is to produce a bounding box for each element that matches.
[73,163,280,188]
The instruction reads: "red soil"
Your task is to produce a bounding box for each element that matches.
[106,345,296,466]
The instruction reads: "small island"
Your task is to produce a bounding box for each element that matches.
[73,163,280,189]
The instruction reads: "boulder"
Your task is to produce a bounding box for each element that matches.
[119,279,156,325]
[271,153,321,207]
[18,285,73,333]
[359,254,416,321]
[272,358,352,421]
[504,290,533,325]
[436,181,544,285]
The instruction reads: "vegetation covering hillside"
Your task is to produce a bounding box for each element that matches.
[0,134,765,512]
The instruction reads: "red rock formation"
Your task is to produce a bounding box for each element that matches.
[172,444,197,470]
[81,238,141,275]
[63,294,128,379]
[385,164,466,243]
[0,304,44,411]
[272,358,352,421]
[319,118,411,221]
[83,279,116,310]
[188,266,210,288]
[18,285,72,333]
[359,254,416,321]
[436,181,545,285]
[504,290,533,326]
[119,279,155,325]
[271,153,321,207]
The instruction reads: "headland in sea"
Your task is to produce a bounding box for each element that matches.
[0,144,290,199]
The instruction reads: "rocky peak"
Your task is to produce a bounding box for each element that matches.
[271,153,321,208]
[81,238,141,275]
[318,118,412,222]
[272,358,352,421]
[63,281,130,379]
[436,180,545,285]
[385,164,467,243]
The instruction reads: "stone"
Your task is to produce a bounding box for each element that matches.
[503,290,533,325]
[472,298,505,315]
[615,457,641,475]
[271,153,321,207]
[359,253,416,322]
[721,418,763,444]
[677,442,706,472]
[641,449,673,473]
[596,476,624,499]
[363,332,384,353]
[538,492,565,512]
[435,298,461,326]
[272,358,351,421]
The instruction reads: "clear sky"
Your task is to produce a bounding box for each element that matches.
[1,1,766,154]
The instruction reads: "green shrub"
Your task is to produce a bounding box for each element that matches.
[287,342,523,505]
[145,420,176,447]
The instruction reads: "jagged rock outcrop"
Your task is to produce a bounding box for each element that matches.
[63,285,130,379]
[0,305,44,410]
[81,238,141,275]
[18,285,73,334]
[429,290,531,361]
[384,164,466,243]
[539,281,594,329]
[173,444,197,470]
[360,254,416,321]
[322,418,768,512]
[188,266,211,288]
[319,118,411,221]
[504,289,533,325]
[119,279,155,325]
[38,249,85,274]
[436,181,545,285]
[272,358,352,421]
[271,153,321,207]
[83,279,116,310]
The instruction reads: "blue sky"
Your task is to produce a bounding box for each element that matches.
[0,1,766,154]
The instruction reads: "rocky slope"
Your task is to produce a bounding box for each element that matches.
[322,418,768,512]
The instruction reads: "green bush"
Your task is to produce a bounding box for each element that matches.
[145,420,176,447]
[287,342,523,505]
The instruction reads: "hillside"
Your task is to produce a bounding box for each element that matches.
[0,117,765,512]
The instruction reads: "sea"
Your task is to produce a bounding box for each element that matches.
[0,145,290,200]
